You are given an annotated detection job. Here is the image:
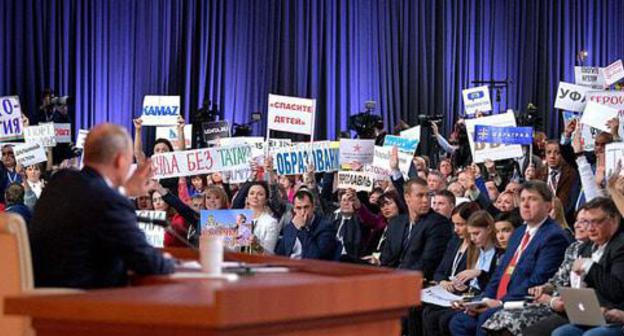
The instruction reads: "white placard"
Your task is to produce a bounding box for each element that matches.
[76,129,89,149]
[337,171,374,192]
[464,110,524,163]
[151,144,252,179]
[602,59,624,86]
[605,142,624,177]
[581,101,618,133]
[462,86,492,115]
[372,146,413,178]
[0,96,24,141]
[554,82,592,112]
[141,95,180,126]
[339,139,375,165]
[575,66,606,89]
[217,137,265,159]
[585,91,624,137]
[267,94,316,137]
[136,210,167,248]
[24,123,56,147]
[14,143,47,166]
[155,124,192,149]
[54,123,71,143]
[400,125,421,142]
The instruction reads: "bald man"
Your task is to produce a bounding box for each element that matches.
[29,123,174,289]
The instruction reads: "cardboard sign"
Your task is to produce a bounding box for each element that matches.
[155,124,192,149]
[200,209,254,248]
[581,101,618,132]
[272,141,339,175]
[76,129,89,149]
[217,137,265,159]
[585,91,624,137]
[575,66,606,89]
[136,210,167,248]
[554,82,591,112]
[24,123,56,147]
[53,123,71,143]
[372,146,413,178]
[462,86,492,115]
[0,96,24,140]
[337,171,374,192]
[151,144,252,179]
[464,110,524,163]
[602,59,624,86]
[222,167,253,184]
[383,135,419,154]
[141,95,180,126]
[605,142,624,177]
[363,164,391,181]
[14,143,47,166]
[202,121,230,143]
[267,94,316,137]
[400,125,421,142]
[339,139,375,165]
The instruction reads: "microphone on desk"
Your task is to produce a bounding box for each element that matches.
[136,216,198,251]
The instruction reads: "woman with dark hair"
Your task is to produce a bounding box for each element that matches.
[245,181,280,254]
[151,188,189,248]
[362,190,406,265]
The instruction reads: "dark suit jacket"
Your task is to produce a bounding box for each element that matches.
[275,214,337,260]
[541,163,580,223]
[434,235,467,282]
[579,232,624,309]
[483,218,571,301]
[29,167,174,288]
[332,214,363,261]
[380,210,452,280]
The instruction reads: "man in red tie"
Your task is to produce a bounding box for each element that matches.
[449,180,572,336]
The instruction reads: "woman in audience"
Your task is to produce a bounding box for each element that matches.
[136,194,153,210]
[363,190,406,264]
[493,212,522,250]
[422,202,481,336]
[550,197,574,236]
[151,188,190,247]
[481,207,591,335]
[24,164,44,198]
[245,181,280,254]
[439,158,455,182]
[205,184,230,210]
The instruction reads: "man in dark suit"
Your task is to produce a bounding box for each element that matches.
[524,197,624,336]
[29,123,174,289]
[449,180,571,336]
[541,140,580,223]
[275,189,336,260]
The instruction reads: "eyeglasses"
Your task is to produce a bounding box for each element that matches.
[585,216,610,227]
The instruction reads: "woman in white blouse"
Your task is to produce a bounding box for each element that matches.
[25,164,44,198]
[245,182,280,254]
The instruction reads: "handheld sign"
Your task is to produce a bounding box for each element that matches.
[155,124,192,149]
[202,121,230,143]
[337,171,374,192]
[602,59,624,86]
[464,110,524,163]
[24,123,56,147]
[575,66,606,89]
[272,141,339,176]
[141,95,180,126]
[14,143,47,166]
[473,126,533,145]
[200,209,254,248]
[605,142,624,177]
[54,123,72,143]
[339,139,375,165]
[383,135,419,154]
[462,86,492,115]
[136,210,167,248]
[554,82,591,113]
[151,144,252,179]
[267,94,316,138]
[0,96,24,140]
[400,125,421,142]
[581,101,618,133]
[372,146,412,178]
[76,129,89,149]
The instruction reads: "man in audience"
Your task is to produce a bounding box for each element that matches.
[427,170,447,194]
[29,123,174,288]
[5,183,32,227]
[542,140,580,223]
[275,188,337,260]
[524,197,624,336]
[449,181,570,336]
[432,190,455,219]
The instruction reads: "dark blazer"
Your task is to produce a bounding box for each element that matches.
[579,232,624,309]
[541,163,580,223]
[434,235,467,282]
[380,210,452,280]
[6,203,32,228]
[483,217,571,301]
[29,167,174,289]
[275,214,337,260]
[473,247,506,292]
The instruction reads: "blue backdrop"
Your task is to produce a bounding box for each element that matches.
[1,0,623,141]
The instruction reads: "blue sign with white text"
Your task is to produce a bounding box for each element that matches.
[474,125,533,145]
[383,135,419,153]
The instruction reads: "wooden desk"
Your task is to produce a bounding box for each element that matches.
[5,251,421,336]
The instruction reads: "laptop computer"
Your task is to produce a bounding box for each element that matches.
[558,287,606,326]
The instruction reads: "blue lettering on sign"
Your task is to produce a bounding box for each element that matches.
[467,91,484,101]
[277,147,341,175]
[142,105,179,116]
[2,99,13,115]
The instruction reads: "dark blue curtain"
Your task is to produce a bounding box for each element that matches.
[1,0,623,141]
